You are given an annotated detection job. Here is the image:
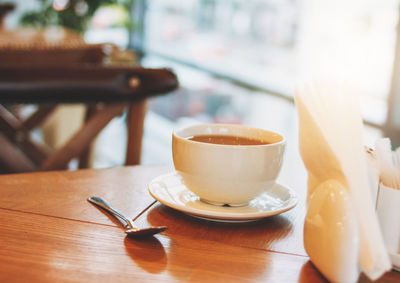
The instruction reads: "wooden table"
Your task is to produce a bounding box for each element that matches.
[0,165,398,282]
[0,27,104,65]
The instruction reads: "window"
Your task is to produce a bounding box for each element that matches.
[138,0,399,127]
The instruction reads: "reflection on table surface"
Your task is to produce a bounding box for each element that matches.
[0,164,315,282]
[0,164,399,282]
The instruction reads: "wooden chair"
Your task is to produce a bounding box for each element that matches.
[0,65,178,173]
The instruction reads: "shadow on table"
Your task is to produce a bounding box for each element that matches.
[145,203,292,281]
[298,261,327,283]
[299,257,400,282]
[124,236,167,274]
[146,203,294,251]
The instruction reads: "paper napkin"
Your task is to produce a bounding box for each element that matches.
[295,82,391,282]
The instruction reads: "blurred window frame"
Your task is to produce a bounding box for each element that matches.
[129,0,400,145]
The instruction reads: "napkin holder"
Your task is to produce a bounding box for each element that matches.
[295,82,391,282]
[304,179,360,282]
[376,183,400,271]
[367,146,400,271]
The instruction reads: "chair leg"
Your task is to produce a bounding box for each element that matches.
[0,133,36,173]
[19,106,56,164]
[125,99,148,166]
[79,105,98,169]
[0,104,21,139]
[40,103,126,171]
[21,105,57,131]
[0,104,54,165]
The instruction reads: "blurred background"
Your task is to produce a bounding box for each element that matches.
[1,0,400,168]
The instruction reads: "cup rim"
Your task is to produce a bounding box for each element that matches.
[173,123,286,149]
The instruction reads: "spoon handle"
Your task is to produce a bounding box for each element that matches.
[88,196,133,229]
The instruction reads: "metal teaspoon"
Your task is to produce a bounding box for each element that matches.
[87,196,167,237]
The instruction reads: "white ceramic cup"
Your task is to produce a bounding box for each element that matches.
[172,123,286,206]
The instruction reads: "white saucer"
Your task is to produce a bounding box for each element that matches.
[148,172,298,223]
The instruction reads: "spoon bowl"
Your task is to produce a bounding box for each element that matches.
[88,196,167,237]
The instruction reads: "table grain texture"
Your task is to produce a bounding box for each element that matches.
[0,165,398,282]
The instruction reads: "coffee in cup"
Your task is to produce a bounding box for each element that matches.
[172,123,286,206]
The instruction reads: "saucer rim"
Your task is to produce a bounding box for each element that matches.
[148,172,298,221]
